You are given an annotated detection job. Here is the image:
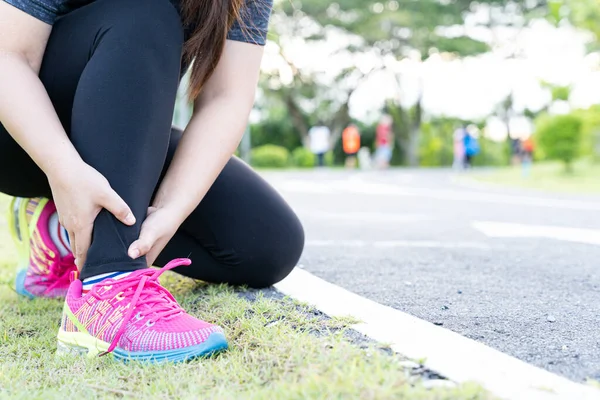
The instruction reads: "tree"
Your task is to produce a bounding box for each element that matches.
[546,0,600,162]
[496,92,515,140]
[285,0,492,165]
[552,0,600,53]
[260,0,549,165]
[537,114,583,172]
[573,105,600,162]
[258,4,378,149]
[280,0,546,166]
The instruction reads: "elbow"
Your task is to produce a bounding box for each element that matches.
[0,49,39,73]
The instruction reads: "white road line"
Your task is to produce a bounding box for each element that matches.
[275,268,600,400]
[306,240,492,250]
[299,210,431,223]
[373,240,491,250]
[274,180,600,211]
[273,180,339,194]
[307,240,367,247]
[348,173,416,184]
[473,221,600,246]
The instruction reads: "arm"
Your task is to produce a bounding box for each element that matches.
[155,40,262,215]
[129,40,264,263]
[0,3,81,177]
[0,3,134,267]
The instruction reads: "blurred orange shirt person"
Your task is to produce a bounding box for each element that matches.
[342,125,361,155]
[523,137,535,153]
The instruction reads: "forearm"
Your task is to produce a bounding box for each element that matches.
[0,52,82,178]
[152,95,251,219]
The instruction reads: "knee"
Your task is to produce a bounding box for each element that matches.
[96,0,184,52]
[244,215,305,289]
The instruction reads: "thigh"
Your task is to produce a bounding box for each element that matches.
[0,130,50,197]
[0,28,80,197]
[0,0,180,199]
[0,3,106,198]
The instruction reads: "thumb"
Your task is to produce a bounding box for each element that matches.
[102,188,136,226]
[128,223,157,260]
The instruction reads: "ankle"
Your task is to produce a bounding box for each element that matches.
[82,271,132,294]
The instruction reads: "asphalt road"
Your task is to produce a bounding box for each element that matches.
[262,168,600,383]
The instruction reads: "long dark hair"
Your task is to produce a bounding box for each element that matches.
[180,0,245,99]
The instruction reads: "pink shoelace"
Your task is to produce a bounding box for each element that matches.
[94,258,192,356]
[44,255,76,294]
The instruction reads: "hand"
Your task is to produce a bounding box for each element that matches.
[128,206,183,267]
[47,160,136,269]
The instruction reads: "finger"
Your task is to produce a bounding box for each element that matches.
[146,252,158,268]
[102,189,136,226]
[128,226,156,260]
[68,231,79,269]
[75,224,93,270]
[146,239,167,268]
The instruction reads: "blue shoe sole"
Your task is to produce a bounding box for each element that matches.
[112,332,229,364]
[15,268,35,299]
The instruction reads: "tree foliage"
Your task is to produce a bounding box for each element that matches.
[573,105,600,161]
[552,0,600,52]
[255,0,563,167]
[537,114,583,171]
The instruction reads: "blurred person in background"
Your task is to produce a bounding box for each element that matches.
[358,147,372,170]
[309,122,331,167]
[463,125,480,169]
[521,136,535,177]
[453,127,466,170]
[342,124,361,169]
[511,138,523,166]
[0,0,304,363]
[375,115,393,169]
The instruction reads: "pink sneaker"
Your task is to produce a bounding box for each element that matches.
[56,258,228,363]
[10,198,77,298]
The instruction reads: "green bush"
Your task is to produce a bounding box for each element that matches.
[419,121,453,167]
[574,105,600,162]
[537,113,583,172]
[472,138,510,167]
[251,145,290,168]
[325,151,334,166]
[250,119,301,151]
[291,147,315,168]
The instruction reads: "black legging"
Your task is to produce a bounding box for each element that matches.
[0,0,304,287]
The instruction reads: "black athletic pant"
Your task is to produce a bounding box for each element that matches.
[0,0,304,287]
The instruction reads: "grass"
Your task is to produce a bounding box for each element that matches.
[0,195,492,400]
[587,379,600,389]
[470,159,600,195]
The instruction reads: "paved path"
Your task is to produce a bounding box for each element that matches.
[262,169,600,382]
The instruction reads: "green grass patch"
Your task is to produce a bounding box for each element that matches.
[470,160,600,195]
[587,379,600,389]
[0,195,491,399]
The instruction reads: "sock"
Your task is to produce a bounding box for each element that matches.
[48,212,71,257]
[82,271,132,294]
